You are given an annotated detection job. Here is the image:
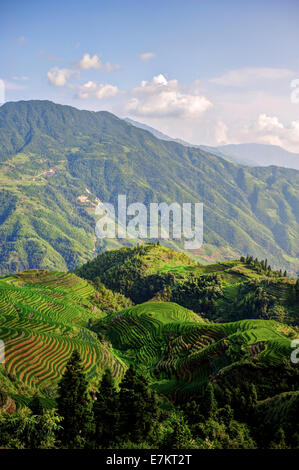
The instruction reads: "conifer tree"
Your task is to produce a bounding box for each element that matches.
[93,368,119,447]
[56,350,95,448]
[118,365,159,443]
[201,383,217,419]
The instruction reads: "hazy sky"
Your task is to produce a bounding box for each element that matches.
[1,0,299,151]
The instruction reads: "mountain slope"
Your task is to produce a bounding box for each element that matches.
[75,244,299,325]
[0,100,298,275]
[217,143,299,170]
[92,302,298,398]
[125,117,299,170]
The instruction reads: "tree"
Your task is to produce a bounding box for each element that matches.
[118,365,159,443]
[93,368,119,447]
[56,350,95,448]
[0,408,62,449]
[201,383,217,419]
[162,412,194,449]
[219,404,234,427]
[29,394,44,415]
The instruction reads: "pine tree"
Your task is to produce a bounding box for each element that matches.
[93,368,119,447]
[118,365,159,443]
[56,351,95,448]
[201,383,217,419]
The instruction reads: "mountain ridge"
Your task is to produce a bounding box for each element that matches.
[125,117,299,170]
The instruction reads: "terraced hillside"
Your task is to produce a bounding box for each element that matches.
[92,301,298,400]
[76,243,299,325]
[0,271,126,404]
[0,245,298,409]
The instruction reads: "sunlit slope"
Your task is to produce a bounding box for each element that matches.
[0,271,125,395]
[76,244,299,324]
[92,301,297,398]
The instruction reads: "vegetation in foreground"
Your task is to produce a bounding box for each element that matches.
[0,351,298,449]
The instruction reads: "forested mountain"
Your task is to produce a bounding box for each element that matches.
[0,100,298,275]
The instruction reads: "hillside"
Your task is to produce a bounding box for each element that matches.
[75,244,299,325]
[0,268,297,407]
[0,270,127,406]
[0,100,298,275]
[92,302,298,399]
[0,244,298,407]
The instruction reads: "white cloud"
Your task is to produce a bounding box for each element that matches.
[210,67,294,88]
[214,121,229,145]
[258,113,284,131]
[47,67,74,86]
[140,52,156,61]
[75,53,120,72]
[126,74,212,118]
[260,134,283,147]
[78,81,119,100]
[254,114,299,152]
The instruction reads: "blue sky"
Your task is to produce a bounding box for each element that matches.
[1,0,299,150]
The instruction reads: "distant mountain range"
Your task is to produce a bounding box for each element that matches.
[125,118,299,170]
[0,100,298,275]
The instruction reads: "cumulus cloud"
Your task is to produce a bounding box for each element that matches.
[47,67,74,86]
[126,74,212,118]
[255,113,299,152]
[140,52,156,61]
[258,113,284,131]
[75,53,120,72]
[210,67,294,88]
[77,80,119,100]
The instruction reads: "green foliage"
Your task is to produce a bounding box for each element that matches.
[0,407,62,449]
[56,351,95,448]
[118,365,159,444]
[93,369,119,447]
[93,278,133,314]
[77,244,299,325]
[201,383,218,419]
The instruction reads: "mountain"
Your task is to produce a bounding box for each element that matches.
[0,100,298,276]
[124,117,191,146]
[125,117,299,170]
[217,143,299,170]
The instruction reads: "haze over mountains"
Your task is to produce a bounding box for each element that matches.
[0,100,298,276]
[125,118,299,170]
